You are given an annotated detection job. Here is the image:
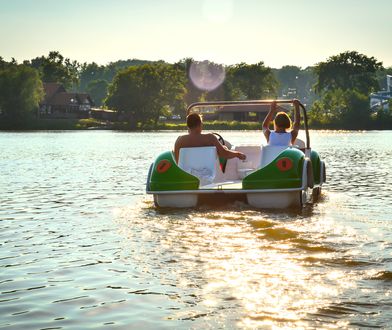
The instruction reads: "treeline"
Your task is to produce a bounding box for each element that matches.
[1,51,392,129]
[310,51,392,129]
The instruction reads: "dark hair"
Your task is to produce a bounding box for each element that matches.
[274,112,292,129]
[186,113,202,129]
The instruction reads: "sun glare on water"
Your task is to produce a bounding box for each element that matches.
[115,198,365,328]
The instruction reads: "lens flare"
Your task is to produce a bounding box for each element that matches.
[189,61,226,91]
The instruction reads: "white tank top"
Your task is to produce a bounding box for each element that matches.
[268,131,292,146]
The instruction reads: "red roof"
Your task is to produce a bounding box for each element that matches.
[41,83,93,106]
[43,83,66,103]
[48,92,93,106]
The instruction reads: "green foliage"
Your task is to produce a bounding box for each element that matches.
[86,79,108,106]
[371,104,392,129]
[153,120,262,130]
[276,65,301,93]
[309,51,389,129]
[79,62,106,91]
[79,59,162,93]
[175,59,278,104]
[274,65,317,104]
[28,51,79,89]
[314,51,382,95]
[175,58,203,106]
[309,89,370,129]
[376,67,392,91]
[225,62,277,100]
[76,118,108,129]
[1,50,391,130]
[174,58,228,104]
[105,63,186,127]
[0,62,43,127]
[2,118,108,130]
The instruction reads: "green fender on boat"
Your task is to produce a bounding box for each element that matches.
[149,151,199,191]
[242,148,305,189]
[310,150,321,185]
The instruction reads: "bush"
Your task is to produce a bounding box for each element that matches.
[308,89,371,129]
[0,64,43,128]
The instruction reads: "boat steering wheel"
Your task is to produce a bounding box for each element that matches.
[212,132,225,146]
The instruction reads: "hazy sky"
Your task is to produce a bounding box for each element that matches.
[1,0,391,68]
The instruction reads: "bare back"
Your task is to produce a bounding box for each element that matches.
[174,132,245,163]
[176,133,216,148]
[174,133,217,162]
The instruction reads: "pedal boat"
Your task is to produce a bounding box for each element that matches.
[146,100,326,209]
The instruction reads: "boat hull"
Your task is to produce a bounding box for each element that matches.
[151,187,310,209]
[154,193,198,208]
[147,147,323,210]
[247,191,303,209]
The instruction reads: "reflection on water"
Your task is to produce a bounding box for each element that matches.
[1,131,392,329]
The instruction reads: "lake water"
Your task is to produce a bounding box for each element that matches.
[1,130,392,329]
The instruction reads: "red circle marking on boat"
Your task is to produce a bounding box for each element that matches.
[156,159,171,173]
[276,157,293,171]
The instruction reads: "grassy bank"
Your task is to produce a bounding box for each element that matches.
[0,118,112,130]
[139,120,263,131]
[0,119,264,131]
[2,118,391,131]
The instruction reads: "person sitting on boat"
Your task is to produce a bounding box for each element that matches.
[174,113,246,163]
[262,100,300,146]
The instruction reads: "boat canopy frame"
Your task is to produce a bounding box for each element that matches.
[186,99,310,150]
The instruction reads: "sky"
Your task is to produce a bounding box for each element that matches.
[0,0,391,68]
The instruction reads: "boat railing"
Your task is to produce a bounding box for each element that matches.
[187,99,310,150]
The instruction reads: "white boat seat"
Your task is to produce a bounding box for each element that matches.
[260,145,289,168]
[293,138,305,149]
[178,147,218,186]
[234,145,262,178]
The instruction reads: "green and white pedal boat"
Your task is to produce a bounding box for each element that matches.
[146,100,326,209]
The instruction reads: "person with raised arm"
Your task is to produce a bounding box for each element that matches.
[262,100,301,146]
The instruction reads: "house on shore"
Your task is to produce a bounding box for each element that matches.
[201,104,273,121]
[40,83,94,119]
[370,75,392,111]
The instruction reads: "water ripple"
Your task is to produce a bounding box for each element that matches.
[1,131,392,329]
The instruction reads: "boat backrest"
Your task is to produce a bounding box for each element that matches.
[234,145,261,169]
[178,147,218,186]
[260,145,288,168]
[234,145,262,178]
[293,138,305,149]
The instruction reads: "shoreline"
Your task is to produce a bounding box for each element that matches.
[1,118,391,131]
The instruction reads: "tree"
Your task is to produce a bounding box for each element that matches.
[174,58,206,106]
[79,59,164,102]
[309,88,370,129]
[105,63,185,127]
[295,67,318,104]
[225,62,277,100]
[310,51,385,129]
[376,66,392,92]
[29,51,80,89]
[79,62,106,91]
[0,62,43,127]
[100,59,163,84]
[86,79,108,106]
[276,65,301,96]
[314,51,383,95]
[273,66,317,104]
